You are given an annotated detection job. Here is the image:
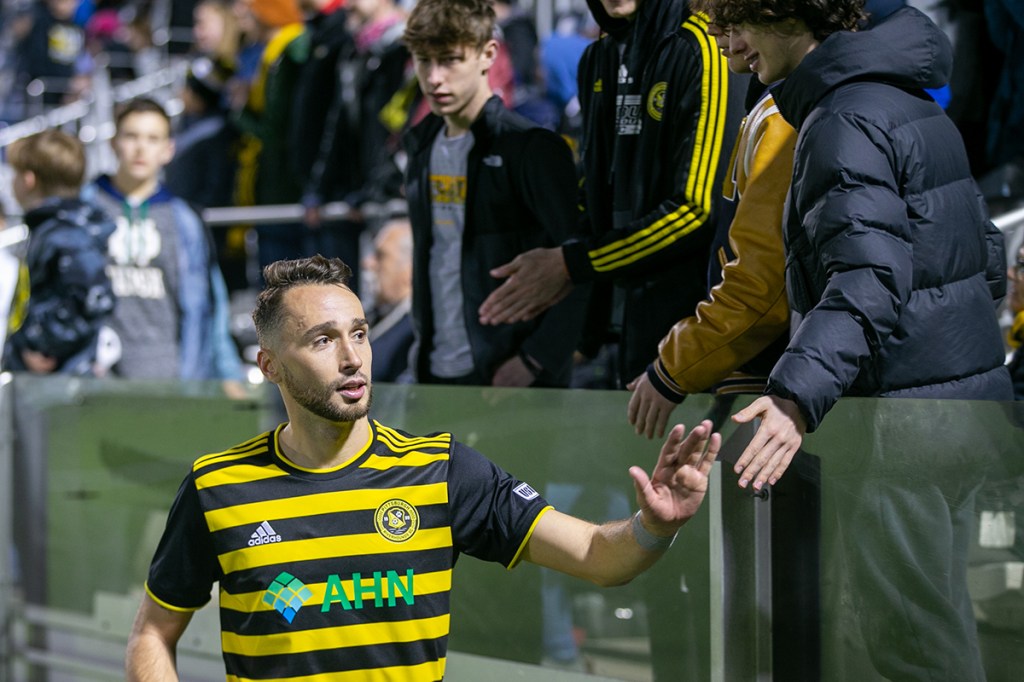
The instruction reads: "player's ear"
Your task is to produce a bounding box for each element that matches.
[257,348,281,385]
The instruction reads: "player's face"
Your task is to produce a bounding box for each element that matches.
[111,112,174,185]
[413,41,497,124]
[730,21,818,85]
[264,284,373,424]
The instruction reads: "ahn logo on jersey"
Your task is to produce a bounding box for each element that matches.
[249,520,283,546]
[263,572,313,623]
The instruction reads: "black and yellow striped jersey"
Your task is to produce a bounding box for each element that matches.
[145,420,551,681]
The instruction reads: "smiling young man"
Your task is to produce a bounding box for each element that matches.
[124,255,721,682]
[693,1,1011,680]
[401,0,588,388]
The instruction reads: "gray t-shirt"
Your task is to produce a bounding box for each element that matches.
[427,128,475,378]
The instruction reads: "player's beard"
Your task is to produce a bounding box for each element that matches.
[281,368,373,423]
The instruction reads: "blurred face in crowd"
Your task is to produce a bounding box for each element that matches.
[729,21,818,85]
[598,0,638,20]
[413,41,497,132]
[707,24,750,74]
[47,0,78,21]
[233,0,260,39]
[112,112,175,186]
[194,3,228,55]
[363,220,412,307]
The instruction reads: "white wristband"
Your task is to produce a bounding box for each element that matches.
[631,510,677,552]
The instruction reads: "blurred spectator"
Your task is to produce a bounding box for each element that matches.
[193,0,242,71]
[977,0,1024,204]
[1008,242,1024,399]
[165,57,244,289]
[231,0,310,277]
[289,0,362,277]
[165,58,237,211]
[12,0,89,106]
[540,10,596,139]
[363,217,414,383]
[86,98,243,381]
[492,0,556,128]
[344,0,410,203]
[402,0,588,388]
[2,129,116,375]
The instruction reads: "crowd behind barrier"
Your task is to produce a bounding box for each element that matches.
[0,377,1022,681]
[0,1,1023,679]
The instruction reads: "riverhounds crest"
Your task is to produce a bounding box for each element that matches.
[647,82,667,121]
[374,499,419,543]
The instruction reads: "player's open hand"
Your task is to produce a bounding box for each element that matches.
[629,420,720,535]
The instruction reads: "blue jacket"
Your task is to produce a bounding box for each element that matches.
[3,197,115,374]
[769,7,1013,430]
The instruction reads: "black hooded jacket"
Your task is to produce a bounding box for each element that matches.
[567,0,746,381]
[768,7,1012,430]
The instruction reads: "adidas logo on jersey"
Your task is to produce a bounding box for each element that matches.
[249,521,283,546]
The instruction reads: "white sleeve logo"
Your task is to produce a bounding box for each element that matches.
[513,482,539,501]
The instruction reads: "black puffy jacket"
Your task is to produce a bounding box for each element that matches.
[768,7,1013,430]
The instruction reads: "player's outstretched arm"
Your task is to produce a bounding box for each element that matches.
[522,421,719,586]
[125,593,193,681]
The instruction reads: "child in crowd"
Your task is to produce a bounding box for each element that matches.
[85,97,243,383]
[2,129,116,374]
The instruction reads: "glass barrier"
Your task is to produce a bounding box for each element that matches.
[1,374,1022,682]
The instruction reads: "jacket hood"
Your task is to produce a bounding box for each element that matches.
[94,174,176,205]
[25,197,116,243]
[774,7,952,129]
[585,0,688,44]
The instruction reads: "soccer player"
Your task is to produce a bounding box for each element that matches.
[125,255,720,682]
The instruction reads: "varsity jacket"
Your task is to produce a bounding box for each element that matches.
[769,7,1012,430]
[403,96,588,385]
[567,0,745,382]
[648,87,795,400]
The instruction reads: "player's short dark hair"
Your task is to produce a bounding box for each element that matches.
[253,255,354,346]
[404,0,496,57]
[692,0,865,41]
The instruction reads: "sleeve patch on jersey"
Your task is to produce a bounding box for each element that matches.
[513,482,539,501]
